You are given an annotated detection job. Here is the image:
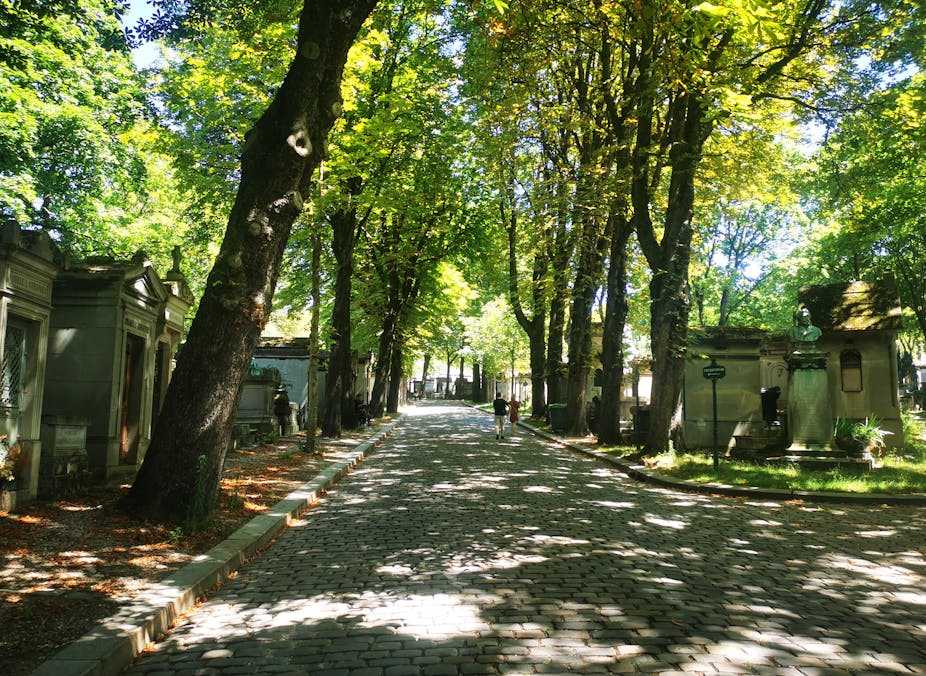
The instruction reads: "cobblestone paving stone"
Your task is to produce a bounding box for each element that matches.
[127,402,926,675]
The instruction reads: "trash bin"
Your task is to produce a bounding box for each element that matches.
[630,405,650,436]
[548,403,568,432]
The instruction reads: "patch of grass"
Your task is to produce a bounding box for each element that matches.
[639,446,926,494]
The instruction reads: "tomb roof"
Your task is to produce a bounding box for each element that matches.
[798,276,903,332]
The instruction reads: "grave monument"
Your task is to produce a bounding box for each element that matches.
[786,306,832,451]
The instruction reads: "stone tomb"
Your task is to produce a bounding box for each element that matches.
[0,221,58,508]
[43,251,192,485]
[683,277,904,466]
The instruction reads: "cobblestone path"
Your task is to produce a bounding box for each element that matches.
[128,402,926,675]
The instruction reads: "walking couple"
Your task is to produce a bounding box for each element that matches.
[492,392,520,440]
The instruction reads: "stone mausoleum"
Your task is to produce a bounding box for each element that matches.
[42,249,193,486]
[683,277,904,452]
[0,221,59,509]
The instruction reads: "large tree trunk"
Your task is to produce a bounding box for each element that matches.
[472,361,482,403]
[369,303,398,418]
[386,336,403,413]
[646,258,691,453]
[597,214,632,445]
[564,204,611,437]
[504,173,548,418]
[636,92,704,455]
[322,197,360,435]
[545,241,570,406]
[420,353,431,398]
[303,224,322,453]
[120,0,378,524]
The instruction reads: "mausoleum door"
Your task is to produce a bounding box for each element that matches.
[120,335,145,464]
[0,321,27,445]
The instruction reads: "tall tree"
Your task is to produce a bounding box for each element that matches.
[122,0,379,524]
[624,0,846,453]
[807,71,926,341]
[321,176,365,435]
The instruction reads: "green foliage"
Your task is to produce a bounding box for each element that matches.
[0,0,148,238]
[834,416,890,447]
[803,65,926,343]
[464,295,528,378]
[151,19,294,249]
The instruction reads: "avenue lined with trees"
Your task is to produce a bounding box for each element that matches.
[2,0,924,525]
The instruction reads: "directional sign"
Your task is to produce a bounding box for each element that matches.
[702,364,726,380]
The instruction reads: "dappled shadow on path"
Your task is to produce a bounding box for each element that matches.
[128,401,926,674]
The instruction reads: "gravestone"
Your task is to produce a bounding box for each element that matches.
[785,307,833,451]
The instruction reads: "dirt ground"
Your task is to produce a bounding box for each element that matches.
[0,428,380,675]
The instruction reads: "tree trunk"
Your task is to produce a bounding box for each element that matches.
[386,336,403,413]
[646,262,690,453]
[598,214,632,445]
[458,354,465,397]
[545,251,570,406]
[637,92,704,455]
[369,304,398,418]
[303,223,322,453]
[564,209,611,437]
[120,0,378,524]
[420,353,431,398]
[444,352,453,397]
[323,197,360,435]
[505,176,548,418]
[472,361,482,403]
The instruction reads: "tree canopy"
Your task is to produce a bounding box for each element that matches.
[5,0,925,522]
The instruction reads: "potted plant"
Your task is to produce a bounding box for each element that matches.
[0,436,22,492]
[833,416,891,459]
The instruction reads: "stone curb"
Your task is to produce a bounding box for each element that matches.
[31,416,405,676]
[477,404,926,507]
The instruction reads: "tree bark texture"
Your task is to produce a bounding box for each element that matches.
[386,336,403,413]
[597,214,632,445]
[564,203,612,437]
[506,203,548,418]
[637,92,704,454]
[369,314,395,418]
[472,361,483,403]
[121,0,378,523]
[544,233,571,407]
[303,224,322,453]
[369,261,418,416]
[323,199,360,435]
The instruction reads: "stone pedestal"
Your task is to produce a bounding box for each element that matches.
[786,350,832,451]
[38,416,90,498]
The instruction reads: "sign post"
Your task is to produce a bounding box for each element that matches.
[702,359,726,470]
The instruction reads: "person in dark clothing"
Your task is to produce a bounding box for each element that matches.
[273,388,291,436]
[354,393,371,427]
[492,392,508,439]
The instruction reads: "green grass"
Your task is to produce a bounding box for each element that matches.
[595,413,926,495]
[477,402,926,494]
[633,449,926,494]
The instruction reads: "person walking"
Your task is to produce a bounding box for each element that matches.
[508,397,521,436]
[492,392,508,439]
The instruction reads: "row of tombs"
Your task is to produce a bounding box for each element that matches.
[0,221,195,510]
